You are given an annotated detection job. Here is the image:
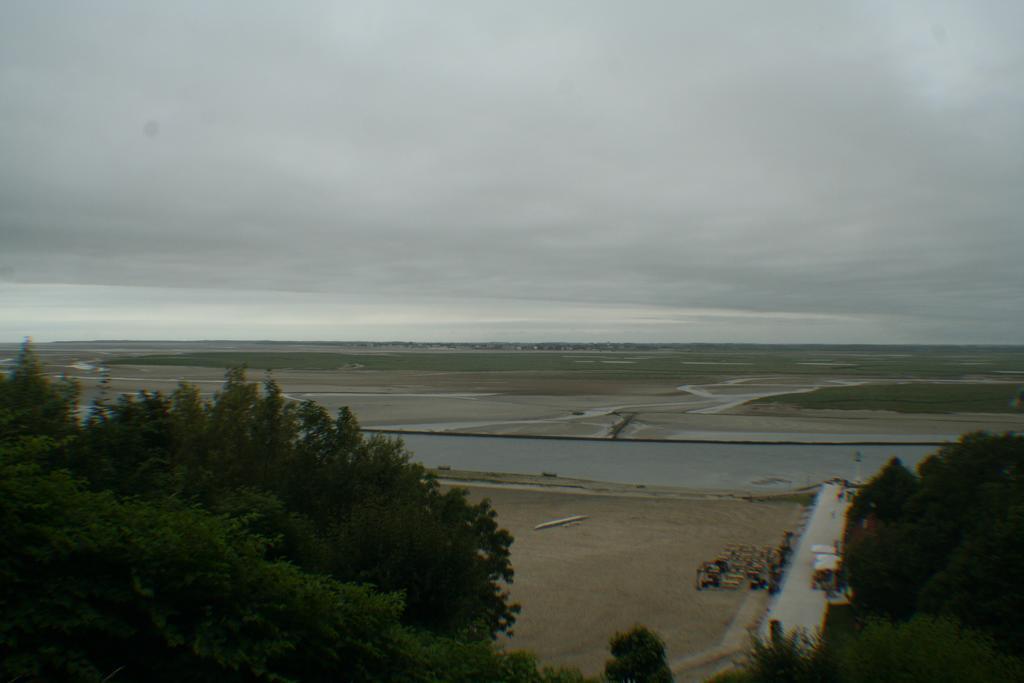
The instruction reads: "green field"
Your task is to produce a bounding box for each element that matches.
[104,346,1024,381]
[752,382,1024,414]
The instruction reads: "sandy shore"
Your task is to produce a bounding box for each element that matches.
[454,481,803,677]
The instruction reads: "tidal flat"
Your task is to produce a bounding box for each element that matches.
[21,340,1024,443]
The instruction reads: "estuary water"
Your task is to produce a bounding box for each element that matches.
[383,433,939,491]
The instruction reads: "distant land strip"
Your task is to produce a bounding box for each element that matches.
[364,428,950,447]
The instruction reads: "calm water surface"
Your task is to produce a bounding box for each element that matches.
[384,433,938,491]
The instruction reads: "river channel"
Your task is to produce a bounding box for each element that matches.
[382,433,938,491]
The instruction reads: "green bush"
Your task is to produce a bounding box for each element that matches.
[605,625,673,682]
[839,616,1024,683]
[0,462,406,682]
[744,630,838,683]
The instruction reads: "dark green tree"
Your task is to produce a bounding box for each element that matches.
[839,616,1024,683]
[846,457,918,526]
[844,523,932,620]
[77,391,176,496]
[0,344,583,680]
[20,358,521,639]
[917,504,1024,656]
[844,432,1024,654]
[0,460,409,682]
[327,438,518,636]
[604,625,673,683]
[0,339,79,462]
[720,617,1023,683]
[744,629,838,683]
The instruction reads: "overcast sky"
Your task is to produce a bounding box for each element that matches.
[1,1,1022,343]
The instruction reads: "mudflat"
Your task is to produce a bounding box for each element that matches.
[24,341,1022,442]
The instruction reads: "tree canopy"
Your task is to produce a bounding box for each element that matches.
[844,432,1024,657]
[0,342,581,681]
[37,359,518,638]
[717,617,1024,683]
[1,461,409,682]
[604,625,673,683]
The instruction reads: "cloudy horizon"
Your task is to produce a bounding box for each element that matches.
[2,2,1022,344]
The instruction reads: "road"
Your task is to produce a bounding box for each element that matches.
[761,482,851,636]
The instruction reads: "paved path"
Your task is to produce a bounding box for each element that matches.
[673,483,852,680]
[761,482,851,636]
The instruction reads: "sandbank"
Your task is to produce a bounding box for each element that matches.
[453,481,802,677]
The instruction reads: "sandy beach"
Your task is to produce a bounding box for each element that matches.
[455,482,803,677]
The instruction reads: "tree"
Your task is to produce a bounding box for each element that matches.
[327,443,518,636]
[0,339,79,464]
[0,461,408,682]
[843,432,1024,655]
[77,391,176,496]
[844,523,931,620]
[0,346,580,680]
[604,625,672,683]
[846,457,918,526]
[744,629,838,683]
[0,461,583,682]
[720,617,1023,683]
[839,616,1024,683]
[3,354,520,640]
[917,504,1024,657]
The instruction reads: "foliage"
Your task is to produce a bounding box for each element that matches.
[846,457,918,525]
[78,390,177,496]
[821,604,856,647]
[404,643,596,683]
[0,341,553,680]
[192,374,518,638]
[0,341,78,435]
[917,503,1024,654]
[703,671,754,683]
[842,458,925,620]
[723,617,1023,683]
[0,340,79,467]
[605,625,673,683]
[744,629,838,683]
[704,671,753,683]
[0,461,408,682]
[0,344,519,639]
[838,616,1024,683]
[843,523,926,620]
[843,432,1024,655]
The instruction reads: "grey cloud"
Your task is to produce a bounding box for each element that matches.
[1,1,1022,342]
